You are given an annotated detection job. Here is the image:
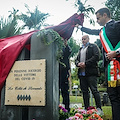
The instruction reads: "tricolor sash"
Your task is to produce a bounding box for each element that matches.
[99,27,120,87]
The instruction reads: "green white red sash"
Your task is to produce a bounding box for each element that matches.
[99,27,120,87]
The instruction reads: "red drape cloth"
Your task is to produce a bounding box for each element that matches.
[0,13,84,95]
[0,30,38,92]
[45,13,84,40]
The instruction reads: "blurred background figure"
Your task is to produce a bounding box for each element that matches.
[59,39,72,112]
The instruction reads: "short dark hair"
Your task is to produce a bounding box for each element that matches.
[95,7,111,18]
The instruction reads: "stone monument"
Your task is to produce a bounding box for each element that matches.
[0,29,60,120]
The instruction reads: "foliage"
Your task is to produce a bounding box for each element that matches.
[37,29,65,64]
[94,39,102,59]
[59,105,71,120]
[0,8,21,38]
[66,0,95,25]
[8,8,20,20]
[59,105,103,120]
[94,39,105,84]
[71,67,79,85]
[94,39,102,51]
[0,4,50,38]
[20,4,49,30]
[102,106,112,120]
[105,0,120,20]
[60,94,112,119]
[98,60,105,84]
[74,0,95,25]
[59,103,112,120]
[67,38,80,58]
[67,38,80,87]
[59,100,112,120]
[72,80,80,86]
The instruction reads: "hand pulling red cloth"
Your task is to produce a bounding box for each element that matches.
[45,13,84,40]
[0,13,84,101]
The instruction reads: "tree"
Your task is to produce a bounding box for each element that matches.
[66,37,80,95]
[74,0,95,25]
[94,39,102,59]
[67,37,80,58]
[69,65,80,95]
[0,8,21,38]
[94,39,105,85]
[66,0,95,25]
[105,0,120,20]
[20,4,49,30]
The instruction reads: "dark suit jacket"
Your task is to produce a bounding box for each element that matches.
[75,43,100,77]
[81,20,120,67]
[59,45,71,84]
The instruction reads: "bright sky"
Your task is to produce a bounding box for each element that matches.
[0,0,106,44]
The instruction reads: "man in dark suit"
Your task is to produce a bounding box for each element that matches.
[59,39,71,112]
[76,7,120,120]
[75,35,102,114]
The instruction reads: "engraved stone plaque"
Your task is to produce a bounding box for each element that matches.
[5,59,46,106]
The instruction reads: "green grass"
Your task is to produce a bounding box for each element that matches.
[60,95,112,120]
[102,106,112,120]
[98,87,107,92]
[60,95,95,104]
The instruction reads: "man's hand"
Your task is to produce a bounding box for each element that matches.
[75,24,79,27]
[106,51,117,60]
[78,62,85,68]
[75,24,82,29]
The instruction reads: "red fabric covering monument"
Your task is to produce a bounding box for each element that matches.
[0,30,38,92]
[0,13,84,97]
[46,13,84,40]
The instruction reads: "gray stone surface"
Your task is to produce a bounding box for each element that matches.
[0,48,28,120]
[29,32,59,120]
[0,31,59,120]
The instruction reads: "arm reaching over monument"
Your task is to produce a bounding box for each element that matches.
[45,13,84,40]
